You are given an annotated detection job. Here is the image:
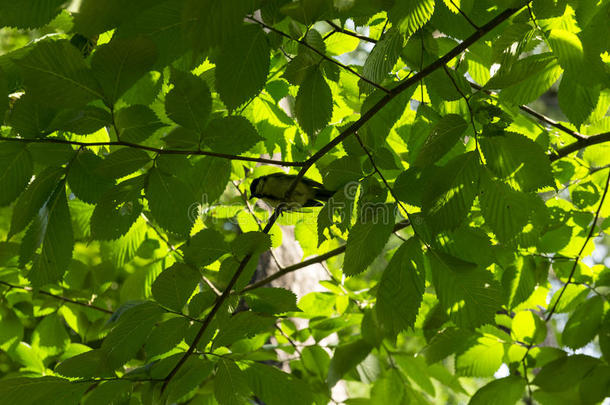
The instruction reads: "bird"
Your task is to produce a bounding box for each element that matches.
[249,173,334,209]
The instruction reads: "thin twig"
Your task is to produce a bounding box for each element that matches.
[0,280,113,314]
[161,208,284,392]
[162,5,527,389]
[545,169,610,320]
[247,16,391,94]
[240,220,411,293]
[231,181,284,270]
[442,65,480,154]
[141,213,222,296]
[324,20,378,43]
[0,136,303,167]
[468,81,589,141]
[448,0,480,30]
[355,133,410,217]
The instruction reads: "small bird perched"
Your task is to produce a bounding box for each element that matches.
[250,173,334,209]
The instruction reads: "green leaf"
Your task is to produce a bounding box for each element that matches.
[188,156,231,203]
[370,368,405,404]
[90,176,144,240]
[562,295,604,349]
[97,148,151,179]
[479,173,537,243]
[512,310,546,345]
[213,312,276,349]
[6,93,56,138]
[67,150,115,204]
[245,362,314,405]
[15,40,102,108]
[494,54,563,105]
[91,36,158,104]
[9,166,64,238]
[83,380,132,405]
[31,313,69,357]
[151,263,200,311]
[231,231,272,259]
[164,357,214,404]
[0,142,32,206]
[216,24,270,111]
[480,132,554,191]
[48,106,112,135]
[343,203,395,275]
[422,151,480,232]
[0,311,24,351]
[324,31,360,56]
[145,317,189,358]
[375,238,425,337]
[455,334,504,377]
[295,68,333,135]
[327,339,373,387]
[146,167,196,236]
[558,72,600,127]
[359,28,403,94]
[101,301,163,370]
[27,185,74,287]
[322,155,362,190]
[429,251,502,328]
[245,287,299,314]
[214,359,251,405]
[0,377,90,405]
[426,67,472,102]
[469,376,526,405]
[115,105,165,143]
[533,354,600,392]
[547,29,585,76]
[201,116,262,154]
[414,114,468,167]
[501,256,537,310]
[0,0,68,29]
[389,0,435,36]
[181,228,229,267]
[165,69,212,132]
[301,345,331,380]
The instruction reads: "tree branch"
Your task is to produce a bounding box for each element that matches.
[291,6,525,193]
[240,220,411,293]
[0,280,113,314]
[0,136,303,167]
[161,208,283,392]
[247,16,391,94]
[162,5,525,389]
[448,0,480,30]
[324,20,378,43]
[550,131,610,161]
[468,81,589,141]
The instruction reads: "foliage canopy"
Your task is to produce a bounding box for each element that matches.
[0,0,610,404]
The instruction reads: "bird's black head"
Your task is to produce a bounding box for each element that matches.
[250,178,262,199]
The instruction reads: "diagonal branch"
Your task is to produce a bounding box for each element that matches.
[285,5,526,198]
[161,208,283,392]
[0,136,303,167]
[448,0,480,30]
[162,5,526,389]
[246,16,391,94]
[550,131,610,161]
[545,168,610,321]
[467,81,588,141]
[324,20,378,43]
[240,220,411,293]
